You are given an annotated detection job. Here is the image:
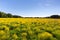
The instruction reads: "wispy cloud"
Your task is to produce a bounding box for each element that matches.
[44,3,51,6]
[38,3,51,8]
[38,0,55,7]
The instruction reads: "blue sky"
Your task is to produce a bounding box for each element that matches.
[0,0,60,17]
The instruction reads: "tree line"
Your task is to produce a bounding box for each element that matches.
[0,11,60,18]
[0,11,22,18]
[45,15,60,19]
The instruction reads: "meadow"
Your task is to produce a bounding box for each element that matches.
[0,18,59,40]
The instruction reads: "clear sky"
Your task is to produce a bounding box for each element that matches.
[0,0,60,17]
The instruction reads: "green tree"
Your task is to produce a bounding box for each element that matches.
[13,15,22,18]
[0,11,7,18]
[7,13,13,18]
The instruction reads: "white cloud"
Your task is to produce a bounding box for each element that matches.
[38,3,51,7]
[38,0,54,7]
[44,3,51,6]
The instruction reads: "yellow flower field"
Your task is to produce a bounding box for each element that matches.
[0,18,59,40]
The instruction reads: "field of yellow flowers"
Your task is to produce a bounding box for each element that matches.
[0,18,59,40]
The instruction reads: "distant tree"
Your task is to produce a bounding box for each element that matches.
[50,15,60,18]
[13,15,22,18]
[0,11,7,18]
[0,11,22,18]
[7,13,13,18]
